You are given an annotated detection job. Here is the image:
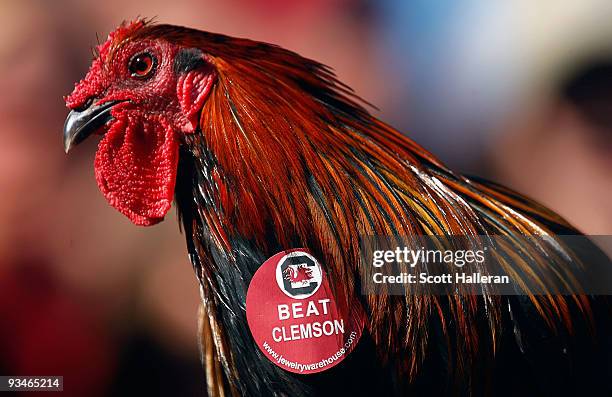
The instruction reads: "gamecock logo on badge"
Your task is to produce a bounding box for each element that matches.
[275,251,323,299]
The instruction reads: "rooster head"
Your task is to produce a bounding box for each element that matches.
[64,20,216,225]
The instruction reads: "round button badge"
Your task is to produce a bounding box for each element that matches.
[246,249,364,374]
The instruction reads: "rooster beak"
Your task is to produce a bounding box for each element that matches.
[63,100,118,153]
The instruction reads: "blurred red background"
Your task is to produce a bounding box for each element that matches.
[1,1,610,395]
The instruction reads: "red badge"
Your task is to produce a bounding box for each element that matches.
[246,249,364,374]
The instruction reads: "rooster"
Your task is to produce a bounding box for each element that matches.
[284,264,314,284]
[64,20,610,396]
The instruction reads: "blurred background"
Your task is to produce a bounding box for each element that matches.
[1,0,611,395]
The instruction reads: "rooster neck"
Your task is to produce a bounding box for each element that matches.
[174,143,312,396]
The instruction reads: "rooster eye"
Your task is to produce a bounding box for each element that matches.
[128,52,157,79]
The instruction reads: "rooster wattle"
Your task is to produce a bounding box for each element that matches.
[64,20,610,396]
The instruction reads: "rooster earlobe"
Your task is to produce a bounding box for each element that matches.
[175,48,216,134]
